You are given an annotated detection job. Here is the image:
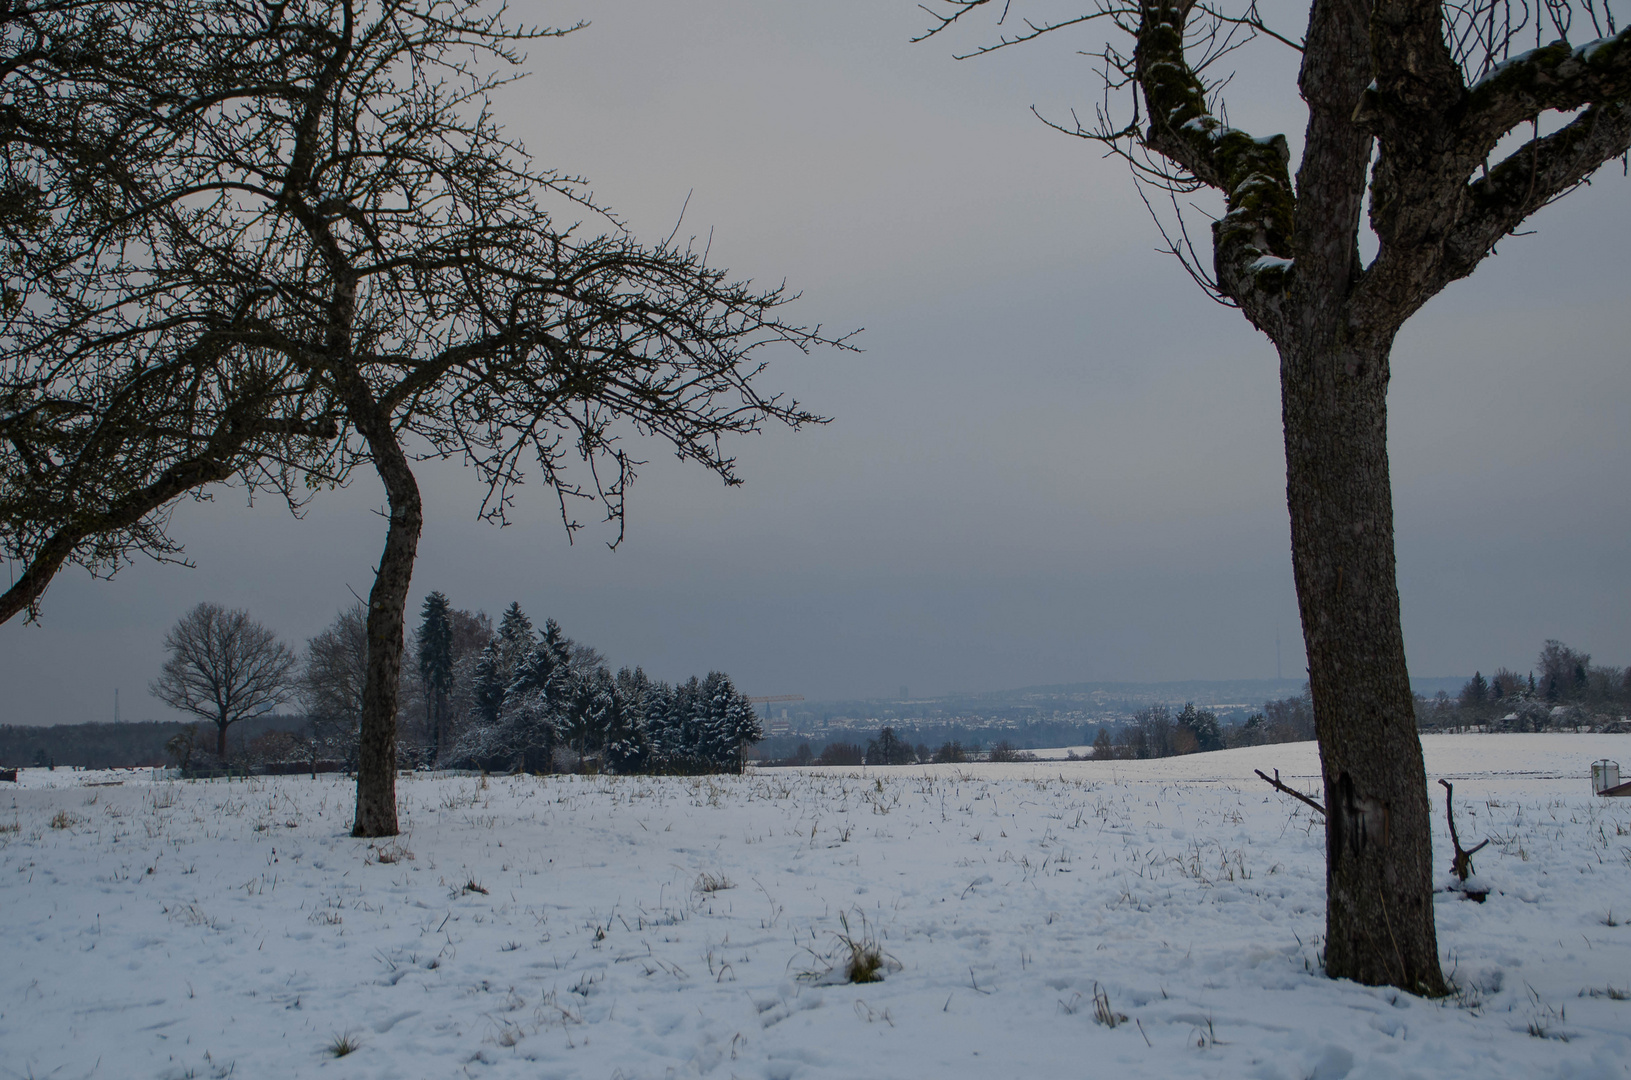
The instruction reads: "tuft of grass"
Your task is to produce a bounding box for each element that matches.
[799,910,900,985]
[1581,985,1629,1000]
[0,820,19,834]
[372,840,413,865]
[462,879,488,895]
[326,1032,361,1058]
[1092,982,1128,1028]
[1601,910,1619,927]
[694,871,733,894]
[50,810,76,830]
[1525,984,1568,1040]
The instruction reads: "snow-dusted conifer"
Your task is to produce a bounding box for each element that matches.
[604,668,649,773]
[471,642,505,727]
[724,689,763,772]
[415,592,454,761]
[676,676,704,762]
[643,681,677,764]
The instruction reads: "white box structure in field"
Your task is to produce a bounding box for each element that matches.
[1591,759,1630,796]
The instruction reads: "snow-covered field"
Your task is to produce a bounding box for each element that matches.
[3,734,1629,1080]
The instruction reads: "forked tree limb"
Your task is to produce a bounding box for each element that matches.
[1255,768,1326,816]
[1437,778,1489,882]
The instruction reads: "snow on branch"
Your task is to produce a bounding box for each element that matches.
[1462,27,1631,157]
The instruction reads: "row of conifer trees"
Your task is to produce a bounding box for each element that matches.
[413,596,761,774]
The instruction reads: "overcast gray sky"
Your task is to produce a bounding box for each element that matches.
[4,0,1629,725]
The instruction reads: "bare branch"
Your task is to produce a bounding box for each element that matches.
[1460,27,1631,155]
[1438,779,1490,884]
[1256,768,1328,816]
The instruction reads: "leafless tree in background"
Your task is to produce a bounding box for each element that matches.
[298,603,370,767]
[923,0,1631,993]
[150,602,296,758]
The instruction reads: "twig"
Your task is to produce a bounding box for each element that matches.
[1255,769,1326,816]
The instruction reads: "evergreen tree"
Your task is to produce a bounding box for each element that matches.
[615,666,652,719]
[604,667,651,773]
[698,672,736,767]
[1176,703,1223,754]
[676,676,704,761]
[503,619,575,763]
[604,668,649,773]
[415,592,454,762]
[585,666,622,755]
[643,681,677,764]
[496,603,535,669]
[1091,727,1115,760]
[557,669,599,760]
[471,642,505,727]
[467,601,536,732]
[865,727,912,766]
[1460,671,1489,708]
[724,689,764,772]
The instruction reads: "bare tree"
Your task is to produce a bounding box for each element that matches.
[150,602,296,758]
[102,1,847,836]
[922,0,1631,992]
[297,603,370,767]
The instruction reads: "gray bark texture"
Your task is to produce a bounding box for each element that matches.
[923,0,1631,992]
[344,382,421,839]
[1281,338,1443,991]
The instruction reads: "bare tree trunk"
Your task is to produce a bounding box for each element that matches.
[216,720,227,760]
[1282,337,1447,994]
[337,369,423,838]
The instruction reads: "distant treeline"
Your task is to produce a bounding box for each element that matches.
[1418,639,1631,733]
[752,718,1096,762]
[762,694,1319,766]
[106,593,765,776]
[0,714,304,769]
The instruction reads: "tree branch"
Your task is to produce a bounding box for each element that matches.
[1256,767,1327,815]
[1136,0,1297,334]
[1461,28,1631,159]
[1437,779,1489,885]
[1441,100,1631,293]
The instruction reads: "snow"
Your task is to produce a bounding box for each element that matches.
[3,734,1630,1079]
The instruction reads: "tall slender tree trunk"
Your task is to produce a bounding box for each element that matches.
[1281,336,1447,994]
[334,363,423,838]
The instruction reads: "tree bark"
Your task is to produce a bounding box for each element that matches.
[333,346,422,837]
[347,430,422,837]
[1281,335,1447,994]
